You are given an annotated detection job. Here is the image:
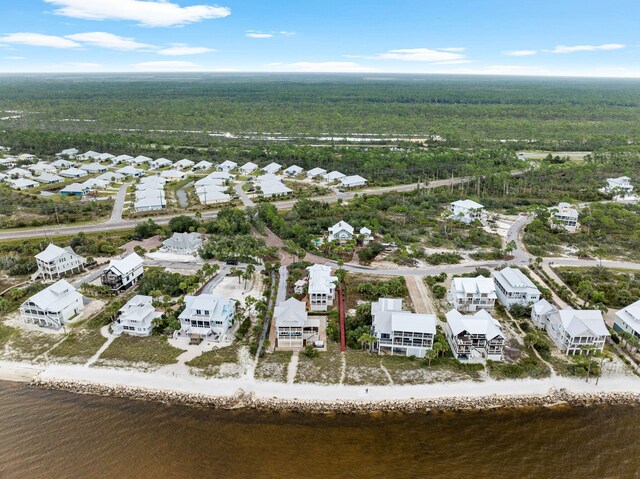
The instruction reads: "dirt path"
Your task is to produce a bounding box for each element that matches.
[85,325,116,367]
[379,360,394,385]
[406,276,434,313]
[531,267,569,309]
[286,352,299,384]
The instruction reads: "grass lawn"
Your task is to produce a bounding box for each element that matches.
[0,323,18,350]
[186,343,245,378]
[47,329,107,363]
[99,335,185,366]
[5,331,62,361]
[487,351,550,380]
[295,340,342,384]
[254,350,292,382]
[343,349,391,385]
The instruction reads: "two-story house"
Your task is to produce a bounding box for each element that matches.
[614,299,640,339]
[328,220,354,243]
[307,264,338,312]
[113,295,162,337]
[274,298,319,349]
[20,279,84,329]
[101,252,144,293]
[450,199,486,224]
[492,267,542,308]
[35,243,85,280]
[179,294,236,340]
[371,298,436,358]
[448,276,497,312]
[551,203,580,232]
[444,309,505,361]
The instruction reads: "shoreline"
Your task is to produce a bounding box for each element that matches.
[2,360,640,414]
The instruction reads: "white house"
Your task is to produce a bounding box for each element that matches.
[196,185,231,205]
[450,199,485,224]
[35,243,85,280]
[57,148,78,158]
[116,166,145,178]
[82,178,109,190]
[101,252,144,293]
[112,154,134,165]
[283,165,304,177]
[239,161,258,174]
[113,295,162,337]
[532,301,609,355]
[551,203,580,232]
[307,264,338,312]
[192,160,213,171]
[613,299,640,340]
[258,178,293,197]
[328,220,354,243]
[179,294,236,340]
[34,173,64,184]
[601,176,634,198]
[77,150,101,161]
[149,158,173,169]
[340,175,367,188]
[161,232,203,256]
[359,227,373,245]
[444,309,505,361]
[129,155,152,166]
[307,167,327,179]
[371,298,436,358]
[28,162,56,175]
[217,160,237,172]
[531,299,556,328]
[20,279,84,329]
[97,153,115,162]
[79,162,108,174]
[60,183,90,196]
[10,178,39,190]
[160,169,186,180]
[51,159,74,169]
[448,276,497,312]
[5,167,32,178]
[59,167,88,179]
[96,171,125,183]
[134,195,166,212]
[323,170,345,182]
[492,267,541,308]
[139,175,167,187]
[274,298,319,350]
[263,162,282,175]
[174,159,195,170]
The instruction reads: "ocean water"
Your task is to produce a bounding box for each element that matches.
[0,381,637,479]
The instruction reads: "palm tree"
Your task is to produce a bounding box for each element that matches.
[425,349,437,367]
[358,333,377,352]
[245,264,256,289]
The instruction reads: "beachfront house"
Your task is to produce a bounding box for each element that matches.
[161,232,203,256]
[492,267,541,308]
[307,264,338,312]
[613,300,640,339]
[20,279,84,329]
[550,203,580,232]
[531,301,609,355]
[339,175,367,188]
[217,160,237,172]
[450,199,485,224]
[328,220,354,243]
[113,295,162,337]
[239,162,258,174]
[35,244,85,280]
[179,294,236,340]
[444,309,505,361]
[448,276,497,312]
[371,298,436,358]
[274,298,319,349]
[101,252,144,293]
[307,167,327,179]
[283,165,304,177]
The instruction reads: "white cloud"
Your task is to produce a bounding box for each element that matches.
[355,48,467,63]
[157,45,215,56]
[502,49,537,56]
[133,60,203,71]
[44,0,231,27]
[265,61,377,73]
[547,43,625,54]
[279,31,296,36]
[65,32,153,51]
[0,32,81,49]
[246,33,274,39]
[437,47,466,52]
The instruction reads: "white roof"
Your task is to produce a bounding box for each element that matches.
[307,167,327,177]
[555,308,609,338]
[10,178,39,188]
[219,160,237,169]
[179,294,234,321]
[34,172,64,183]
[340,175,367,186]
[160,169,186,179]
[391,312,437,335]
[135,197,165,209]
[193,160,212,169]
[152,158,173,167]
[532,299,555,317]
[59,167,87,177]
[263,162,282,174]
[118,295,160,323]
[615,300,640,335]
[23,279,82,313]
[97,153,114,161]
[175,159,195,168]
[113,154,133,163]
[283,165,304,175]
[51,159,73,168]
[260,180,292,196]
[58,148,78,156]
[6,167,32,177]
[196,188,230,203]
[132,155,152,164]
[105,252,144,277]
[163,232,202,251]
[60,182,89,194]
[82,178,109,189]
[307,264,337,295]
[275,298,308,328]
[329,220,354,235]
[79,150,101,159]
[79,162,105,172]
[195,177,226,187]
[117,166,144,176]
[451,199,484,210]
[360,227,372,235]
[239,161,258,172]
[139,175,167,186]
[96,172,124,182]
[451,276,496,298]
[445,309,504,340]
[493,267,540,295]
[135,189,165,201]
[323,170,345,181]
[36,244,78,262]
[205,171,233,180]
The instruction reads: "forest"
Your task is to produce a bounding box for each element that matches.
[1,74,640,151]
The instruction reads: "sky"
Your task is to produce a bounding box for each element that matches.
[0,0,639,77]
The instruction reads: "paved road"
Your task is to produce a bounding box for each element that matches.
[276,266,288,305]
[234,182,255,207]
[201,265,230,294]
[106,184,129,225]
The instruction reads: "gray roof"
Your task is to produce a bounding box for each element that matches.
[162,232,203,251]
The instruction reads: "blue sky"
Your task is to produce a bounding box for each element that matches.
[0,0,639,76]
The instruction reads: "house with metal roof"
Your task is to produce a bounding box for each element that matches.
[450,199,485,224]
[239,161,258,174]
[174,158,195,170]
[179,294,236,340]
[161,232,203,256]
[217,160,237,172]
[20,279,84,329]
[322,170,345,182]
[60,182,89,196]
[192,160,213,171]
[116,166,144,178]
[371,298,436,358]
[59,167,88,179]
[101,252,144,293]
[10,178,39,190]
[274,298,319,350]
[328,220,354,243]
[34,172,65,184]
[307,264,338,312]
[492,267,541,308]
[113,295,162,337]
[35,243,85,280]
[307,167,327,178]
[551,202,580,232]
[149,158,173,169]
[614,300,640,339]
[79,162,108,174]
[340,175,367,188]
[448,276,497,312]
[444,309,505,361]
[283,165,304,177]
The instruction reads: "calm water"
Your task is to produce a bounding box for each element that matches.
[0,381,638,479]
